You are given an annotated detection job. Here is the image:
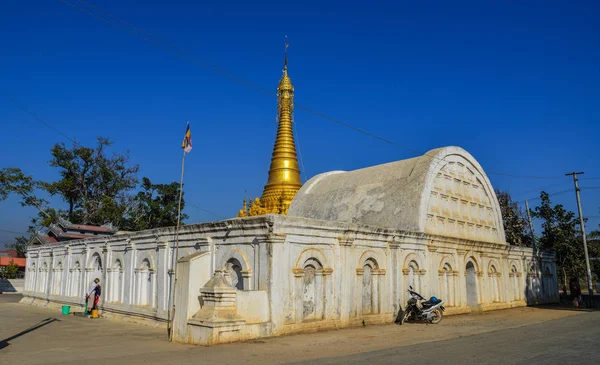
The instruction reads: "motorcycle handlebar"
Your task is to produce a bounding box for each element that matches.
[407,289,426,300]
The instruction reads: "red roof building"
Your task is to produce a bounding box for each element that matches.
[30,217,117,245]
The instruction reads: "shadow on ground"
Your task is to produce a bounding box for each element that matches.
[0,317,59,350]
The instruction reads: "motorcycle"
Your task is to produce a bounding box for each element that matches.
[396,286,445,325]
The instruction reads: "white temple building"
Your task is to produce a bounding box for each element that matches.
[22,146,558,345]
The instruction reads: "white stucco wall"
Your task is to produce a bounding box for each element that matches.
[22,215,558,345]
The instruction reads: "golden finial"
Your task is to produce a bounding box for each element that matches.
[234,41,302,218]
[284,35,289,71]
[257,40,302,215]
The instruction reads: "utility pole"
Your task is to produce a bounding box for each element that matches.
[566,172,594,296]
[525,200,536,250]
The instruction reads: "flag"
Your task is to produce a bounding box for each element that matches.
[182,122,192,153]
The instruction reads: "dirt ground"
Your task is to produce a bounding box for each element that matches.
[0,299,587,365]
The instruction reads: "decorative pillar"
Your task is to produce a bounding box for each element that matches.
[338,236,354,319]
[427,245,439,299]
[65,246,71,297]
[293,268,304,323]
[101,243,111,307]
[373,269,385,314]
[240,270,252,291]
[456,250,467,307]
[156,239,169,312]
[356,267,364,316]
[126,239,136,305]
[314,269,324,319]
[388,241,402,314]
[322,268,333,318]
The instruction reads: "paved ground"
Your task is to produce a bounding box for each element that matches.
[0,293,23,303]
[1,297,598,365]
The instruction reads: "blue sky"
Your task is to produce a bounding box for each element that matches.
[1,0,599,248]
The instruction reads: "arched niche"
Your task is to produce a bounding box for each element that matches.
[292,253,333,323]
[220,249,252,290]
[356,253,384,315]
[438,257,458,307]
[134,258,155,307]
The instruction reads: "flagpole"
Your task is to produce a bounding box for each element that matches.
[168,147,187,342]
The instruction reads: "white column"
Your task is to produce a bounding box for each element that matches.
[293,269,304,323]
[372,271,381,314]
[157,241,168,312]
[314,270,324,320]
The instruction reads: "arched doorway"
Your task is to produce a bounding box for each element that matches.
[466,261,478,309]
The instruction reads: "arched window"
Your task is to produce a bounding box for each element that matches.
[70,261,81,297]
[529,264,541,300]
[111,259,123,303]
[38,262,48,293]
[439,262,455,307]
[53,262,63,295]
[510,265,520,301]
[408,260,420,293]
[136,259,154,307]
[465,260,479,308]
[89,253,103,284]
[27,263,36,291]
[225,258,244,290]
[489,265,500,302]
[302,258,322,320]
[361,259,378,314]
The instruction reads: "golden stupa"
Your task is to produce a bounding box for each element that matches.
[238,44,302,217]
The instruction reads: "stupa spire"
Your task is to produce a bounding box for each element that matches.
[237,40,302,217]
[259,39,302,214]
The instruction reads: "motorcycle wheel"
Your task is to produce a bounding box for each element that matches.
[430,309,443,324]
[399,310,410,325]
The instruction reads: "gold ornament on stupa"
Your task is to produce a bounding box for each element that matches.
[238,41,302,217]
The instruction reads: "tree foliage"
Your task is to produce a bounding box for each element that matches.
[1,138,189,255]
[495,189,532,247]
[0,167,45,209]
[0,260,20,279]
[123,177,188,231]
[6,236,29,258]
[531,191,583,289]
[42,138,139,227]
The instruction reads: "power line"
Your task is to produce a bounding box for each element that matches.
[60,0,567,181]
[515,181,571,197]
[0,229,28,236]
[186,203,227,220]
[1,94,81,146]
[518,186,600,204]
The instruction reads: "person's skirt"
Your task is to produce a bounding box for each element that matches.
[87,293,96,311]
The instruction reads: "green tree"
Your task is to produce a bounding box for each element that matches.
[495,189,533,247]
[42,138,139,227]
[531,191,583,290]
[1,260,20,279]
[124,177,188,231]
[0,167,48,211]
[0,167,34,201]
[6,236,29,258]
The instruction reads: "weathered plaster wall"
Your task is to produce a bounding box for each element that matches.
[22,215,558,345]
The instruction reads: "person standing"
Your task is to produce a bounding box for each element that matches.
[569,277,581,309]
[86,278,100,314]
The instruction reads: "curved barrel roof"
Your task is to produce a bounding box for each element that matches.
[288,146,506,244]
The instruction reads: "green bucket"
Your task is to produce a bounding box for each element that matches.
[61,305,71,315]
